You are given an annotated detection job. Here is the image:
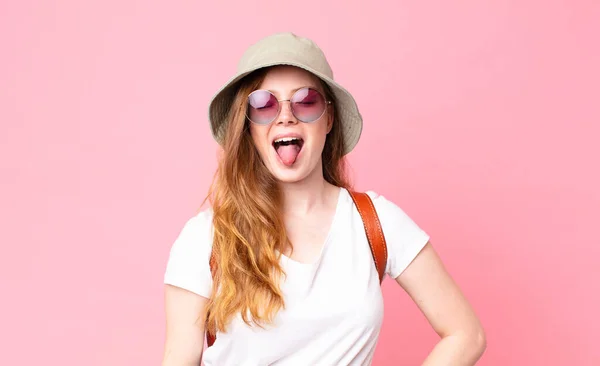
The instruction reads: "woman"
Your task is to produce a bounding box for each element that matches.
[162,32,486,365]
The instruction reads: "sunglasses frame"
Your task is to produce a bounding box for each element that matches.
[246,87,332,125]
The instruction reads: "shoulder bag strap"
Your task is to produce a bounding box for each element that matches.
[348,191,388,284]
[206,255,217,349]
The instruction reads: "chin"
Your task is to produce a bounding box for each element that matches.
[267,163,313,183]
[270,170,310,183]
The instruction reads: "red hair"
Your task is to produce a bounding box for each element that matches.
[204,68,351,333]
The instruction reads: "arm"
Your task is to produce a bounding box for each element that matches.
[396,242,487,365]
[162,284,209,366]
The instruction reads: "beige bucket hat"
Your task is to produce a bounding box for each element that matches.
[207,32,363,155]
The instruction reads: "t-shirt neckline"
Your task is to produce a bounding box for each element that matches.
[280,187,347,267]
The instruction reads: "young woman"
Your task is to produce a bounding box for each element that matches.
[162,32,486,365]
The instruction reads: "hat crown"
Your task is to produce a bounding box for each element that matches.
[237,32,334,79]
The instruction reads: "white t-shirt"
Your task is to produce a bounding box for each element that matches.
[164,188,430,366]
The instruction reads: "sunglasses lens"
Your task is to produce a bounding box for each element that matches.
[291,88,327,123]
[248,90,278,124]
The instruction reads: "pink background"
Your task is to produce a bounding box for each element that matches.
[1,1,599,365]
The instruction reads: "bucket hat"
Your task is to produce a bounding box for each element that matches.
[207,32,363,155]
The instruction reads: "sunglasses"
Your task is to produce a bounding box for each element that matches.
[246,87,332,125]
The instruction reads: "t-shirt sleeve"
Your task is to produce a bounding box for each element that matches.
[368,191,430,279]
[163,210,214,298]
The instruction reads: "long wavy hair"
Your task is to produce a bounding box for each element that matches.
[204,67,351,334]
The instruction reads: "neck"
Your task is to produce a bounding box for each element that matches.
[278,163,336,215]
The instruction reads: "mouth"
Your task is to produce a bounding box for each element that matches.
[272,137,304,167]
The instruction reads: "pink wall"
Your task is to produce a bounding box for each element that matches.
[1,1,598,365]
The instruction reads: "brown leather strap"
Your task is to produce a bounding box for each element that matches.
[206,324,216,349]
[205,190,388,349]
[205,254,217,348]
[206,327,216,349]
[348,191,388,284]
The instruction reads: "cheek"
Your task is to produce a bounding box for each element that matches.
[318,119,332,141]
[249,124,270,151]
[306,121,330,152]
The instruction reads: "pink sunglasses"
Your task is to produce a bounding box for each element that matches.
[246,87,332,125]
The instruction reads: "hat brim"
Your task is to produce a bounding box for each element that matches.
[208,61,362,155]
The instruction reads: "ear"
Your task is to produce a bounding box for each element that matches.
[326,104,334,134]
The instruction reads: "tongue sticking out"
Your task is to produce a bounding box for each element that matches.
[276,144,301,167]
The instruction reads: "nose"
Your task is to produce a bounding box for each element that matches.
[276,100,298,125]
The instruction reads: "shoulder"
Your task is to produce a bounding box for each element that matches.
[363,190,430,278]
[170,208,214,251]
[363,189,426,237]
[183,208,214,235]
[364,190,411,222]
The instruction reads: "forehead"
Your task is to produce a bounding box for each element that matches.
[258,66,322,95]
